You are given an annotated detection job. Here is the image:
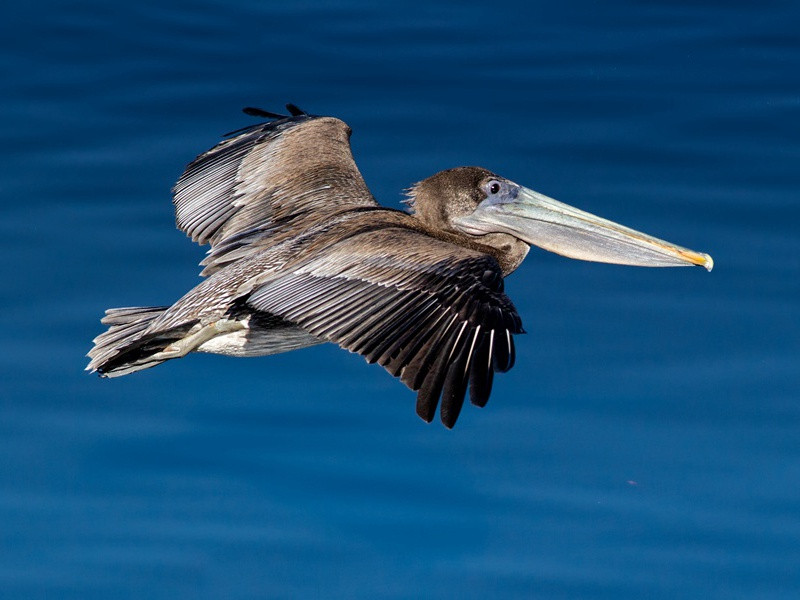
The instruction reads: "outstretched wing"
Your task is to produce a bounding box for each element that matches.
[172,107,377,274]
[244,227,524,428]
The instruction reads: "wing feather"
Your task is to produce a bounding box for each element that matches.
[244,228,523,427]
[415,320,462,423]
[468,330,494,407]
[172,112,377,275]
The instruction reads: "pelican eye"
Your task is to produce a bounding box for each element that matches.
[487,180,501,195]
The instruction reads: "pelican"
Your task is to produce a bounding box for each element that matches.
[87,105,712,428]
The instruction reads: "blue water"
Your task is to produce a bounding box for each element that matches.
[2,1,799,598]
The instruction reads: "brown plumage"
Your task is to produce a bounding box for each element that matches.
[87,105,712,428]
[88,106,523,428]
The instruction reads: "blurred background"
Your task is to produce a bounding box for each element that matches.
[1,0,798,598]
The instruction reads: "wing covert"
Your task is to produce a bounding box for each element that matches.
[172,109,377,259]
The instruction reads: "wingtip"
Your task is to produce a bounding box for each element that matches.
[285,103,307,117]
[241,104,310,122]
[415,397,437,423]
[242,106,284,119]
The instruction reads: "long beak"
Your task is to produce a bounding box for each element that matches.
[454,186,713,271]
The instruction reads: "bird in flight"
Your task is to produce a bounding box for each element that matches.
[87,105,712,427]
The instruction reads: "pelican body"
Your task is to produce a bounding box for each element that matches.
[87,105,712,428]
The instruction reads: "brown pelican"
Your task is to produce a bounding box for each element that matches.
[87,105,712,428]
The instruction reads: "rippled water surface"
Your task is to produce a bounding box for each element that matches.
[2,1,799,598]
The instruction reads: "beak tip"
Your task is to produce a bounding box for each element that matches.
[701,253,714,272]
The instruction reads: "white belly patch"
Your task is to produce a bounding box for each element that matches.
[197,317,323,357]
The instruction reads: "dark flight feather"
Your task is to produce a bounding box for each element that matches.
[244,225,523,427]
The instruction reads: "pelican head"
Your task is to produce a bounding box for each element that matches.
[408,167,713,275]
